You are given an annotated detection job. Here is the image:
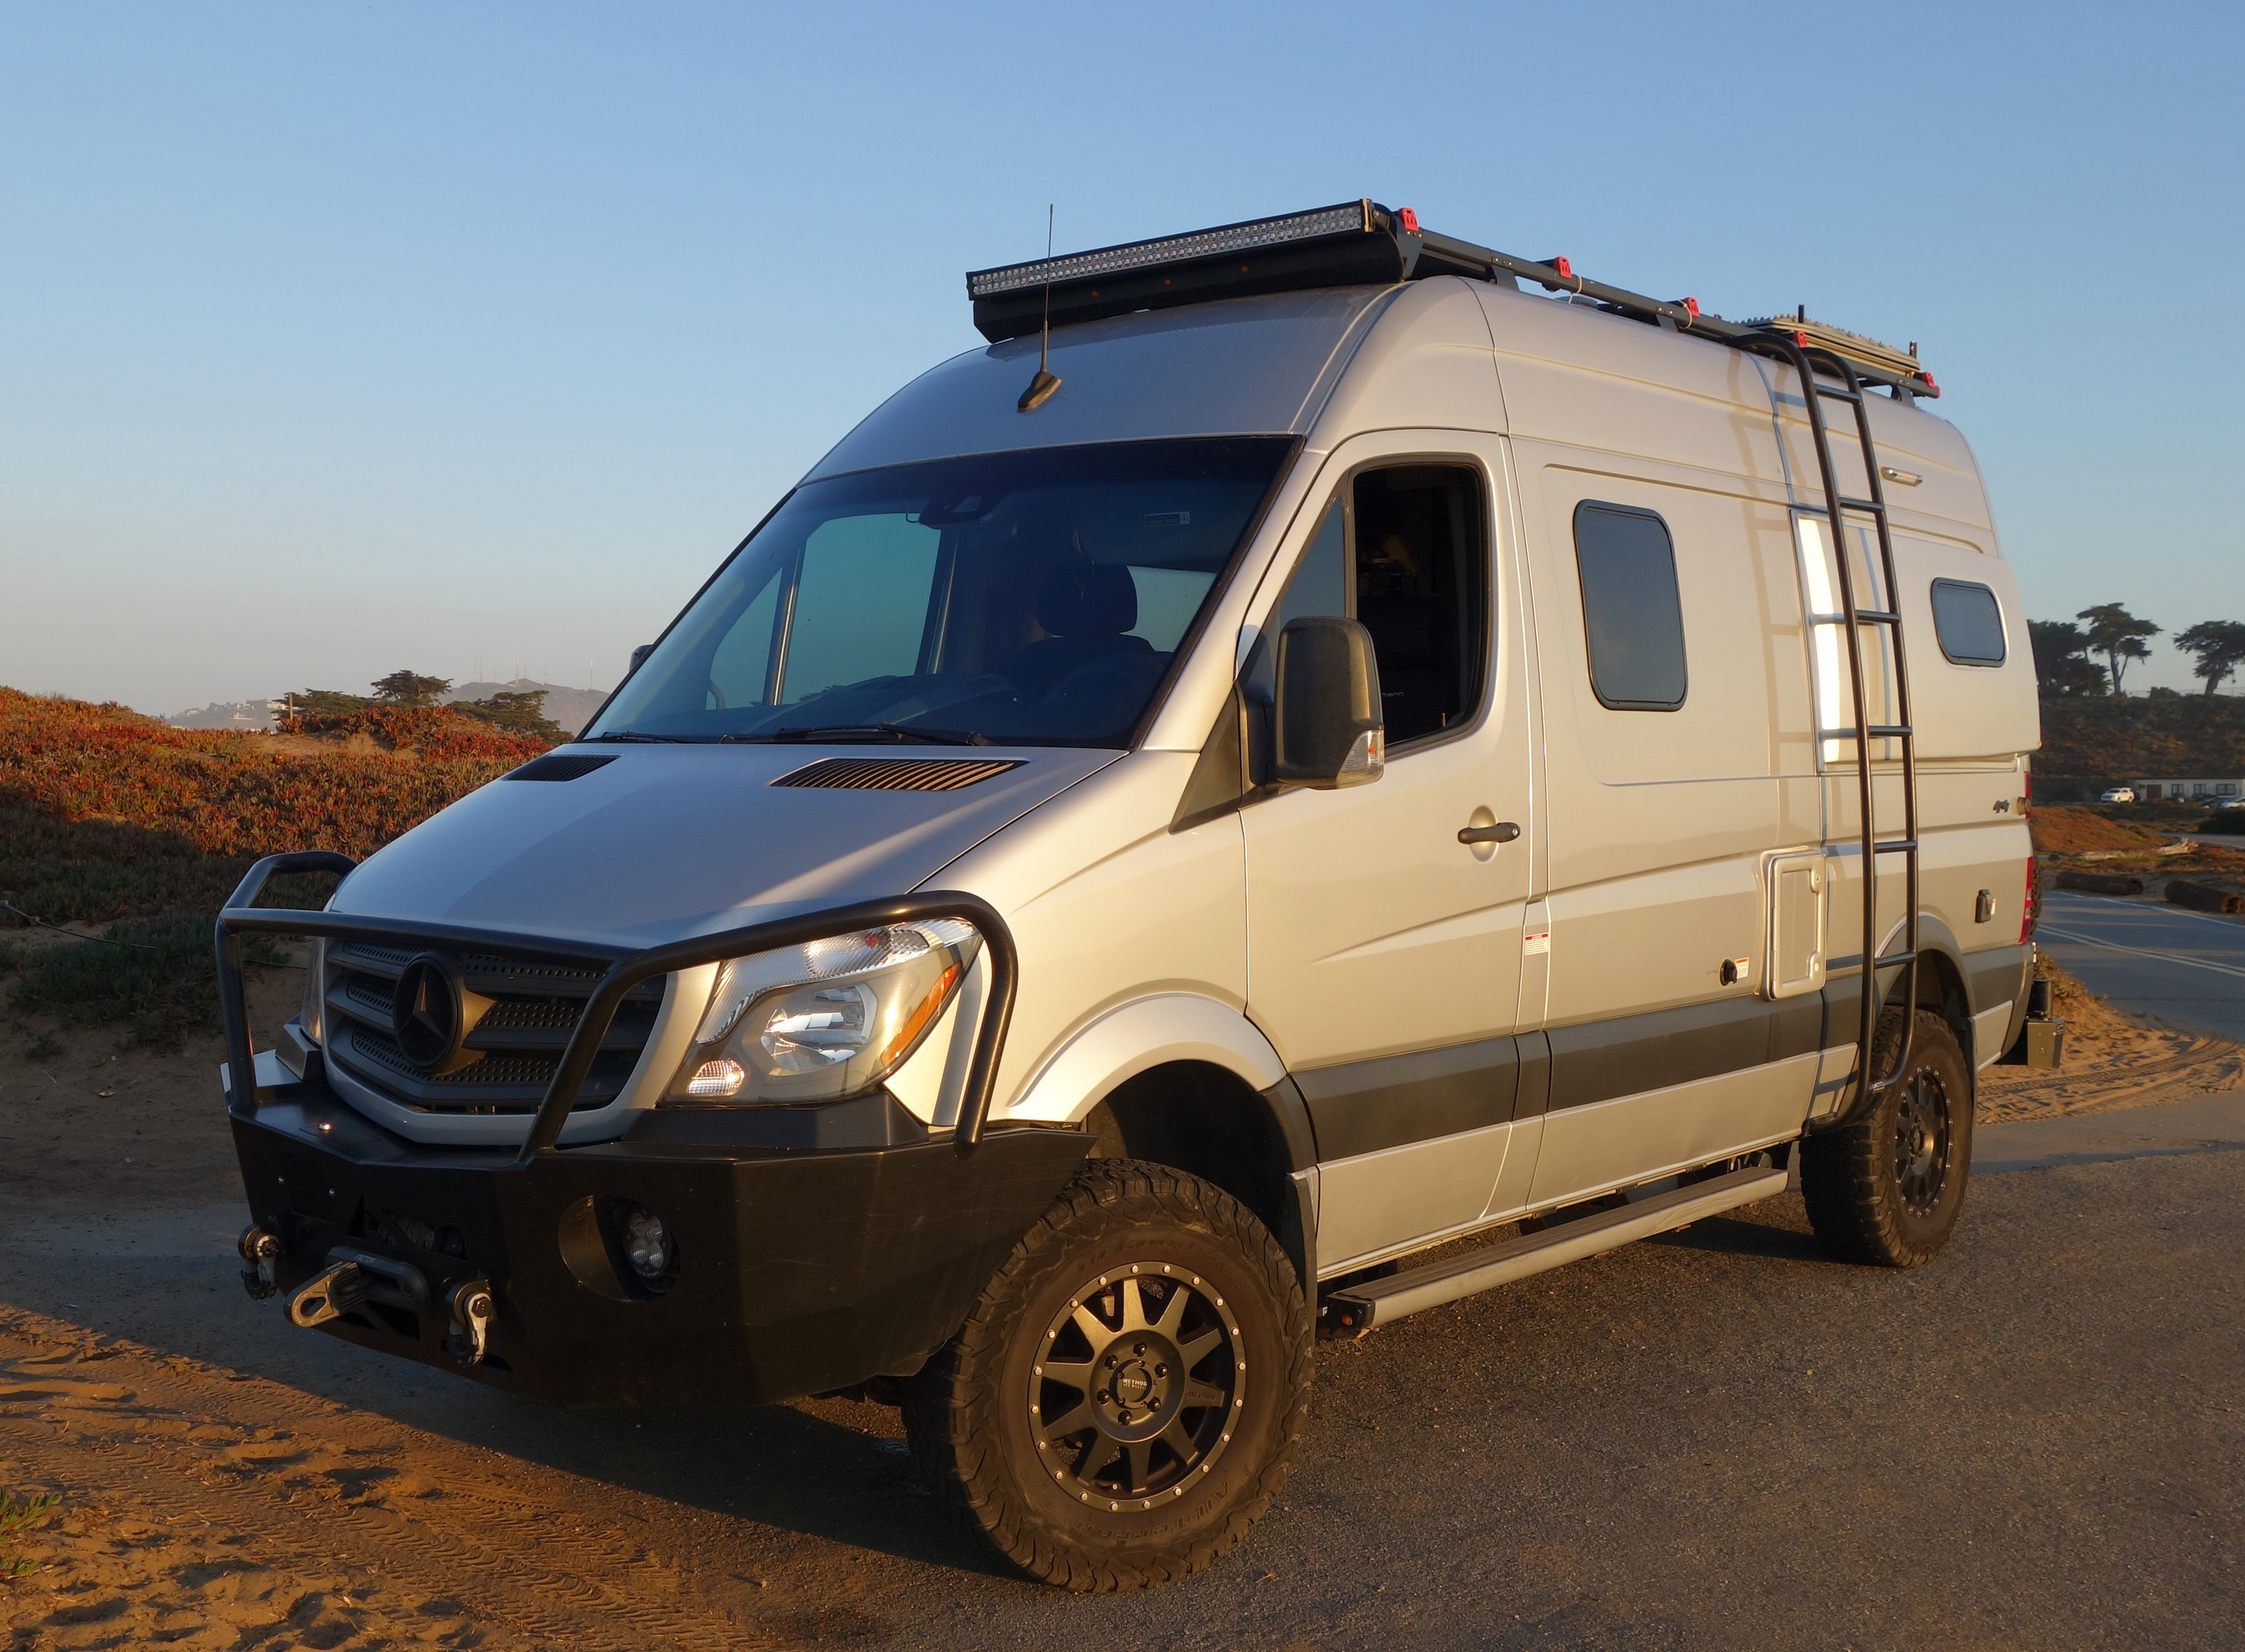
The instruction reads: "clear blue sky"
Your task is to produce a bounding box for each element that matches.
[3,0,2240,713]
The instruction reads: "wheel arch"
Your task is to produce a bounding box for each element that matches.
[996,994,1316,1286]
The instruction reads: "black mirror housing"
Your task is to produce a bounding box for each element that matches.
[1273,617,1385,789]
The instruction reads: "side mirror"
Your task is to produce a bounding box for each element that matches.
[628,643,654,677]
[1273,617,1384,789]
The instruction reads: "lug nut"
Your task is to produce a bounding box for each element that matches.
[1117,1408,1131,1423]
[1155,1363,1167,1377]
[1096,1389,1110,1403]
[1134,1342,1146,1355]
[1104,1354,1118,1368]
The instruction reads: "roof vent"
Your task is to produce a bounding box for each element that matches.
[771,756,1024,793]
[506,753,618,783]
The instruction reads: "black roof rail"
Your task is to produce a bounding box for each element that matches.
[966,200,1939,401]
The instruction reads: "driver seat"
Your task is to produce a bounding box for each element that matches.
[1007,564,1152,703]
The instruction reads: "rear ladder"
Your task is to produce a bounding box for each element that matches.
[1737,331,1922,1118]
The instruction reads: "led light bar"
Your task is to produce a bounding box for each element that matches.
[965,199,1439,343]
[968,202,1376,299]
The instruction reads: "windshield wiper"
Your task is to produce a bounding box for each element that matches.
[579,730,696,744]
[727,723,991,747]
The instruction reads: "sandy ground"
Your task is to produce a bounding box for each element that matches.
[4,953,2241,1647]
[1978,971,2245,1122]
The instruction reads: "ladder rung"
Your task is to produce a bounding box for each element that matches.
[1866,723,1912,738]
[1854,608,1902,625]
[1838,496,1886,514]
[1872,949,1916,970]
[1872,838,1918,854]
[1812,383,1865,405]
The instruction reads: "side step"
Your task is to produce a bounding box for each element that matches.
[1323,1165,1789,1336]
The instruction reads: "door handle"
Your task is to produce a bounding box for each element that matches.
[1457,822,1521,845]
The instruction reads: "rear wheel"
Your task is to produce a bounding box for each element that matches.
[1801,1008,1973,1267]
[901,1161,1310,1590]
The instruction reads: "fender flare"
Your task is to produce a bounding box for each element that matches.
[999,994,1288,1127]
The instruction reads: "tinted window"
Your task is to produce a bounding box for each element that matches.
[1931,579,2006,666]
[1246,465,1488,748]
[1573,502,1686,711]
[587,438,1293,746]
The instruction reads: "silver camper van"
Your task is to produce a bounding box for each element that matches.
[219,201,2048,1589]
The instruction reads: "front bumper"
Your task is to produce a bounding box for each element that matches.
[233,1069,1090,1407]
[216,855,1084,1407]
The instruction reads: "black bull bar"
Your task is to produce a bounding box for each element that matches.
[214,852,1093,1406]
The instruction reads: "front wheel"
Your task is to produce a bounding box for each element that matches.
[1801,1008,1973,1267]
[901,1161,1311,1590]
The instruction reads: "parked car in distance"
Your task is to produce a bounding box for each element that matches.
[2100,786,2137,804]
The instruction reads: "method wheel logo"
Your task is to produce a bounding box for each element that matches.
[392,955,465,1071]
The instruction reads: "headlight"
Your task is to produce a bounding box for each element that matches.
[667,917,981,1104]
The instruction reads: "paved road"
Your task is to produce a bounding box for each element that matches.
[7,1107,2241,1651]
[2039,888,2245,1042]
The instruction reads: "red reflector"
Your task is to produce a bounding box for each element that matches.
[1922,371,1940,394]
[1397,206,1420,234]
[1684,296,1700,317]
[1794,329,1809,347]
[2019,856,2039,944]
[1554,255,1573,279]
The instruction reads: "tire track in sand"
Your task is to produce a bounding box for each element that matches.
[0,1307,887,1651]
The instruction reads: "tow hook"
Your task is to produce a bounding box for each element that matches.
[445,1278,495,1365]
[284,1246,430,1330]
[287,1258,366,1328]
[238,1225,281,1302]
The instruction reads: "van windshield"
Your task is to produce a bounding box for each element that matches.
[584,437,1295,747]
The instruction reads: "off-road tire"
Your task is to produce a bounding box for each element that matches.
[900,1160,1311,1590]
[1801,1008,1973,1267]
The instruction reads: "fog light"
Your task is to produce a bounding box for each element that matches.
[685,1057,745,1097]
[619,1205,671,1280]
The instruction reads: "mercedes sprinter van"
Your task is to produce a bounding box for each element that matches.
[219,201,2044,1589]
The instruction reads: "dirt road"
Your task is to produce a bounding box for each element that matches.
[4,947,2243,1649]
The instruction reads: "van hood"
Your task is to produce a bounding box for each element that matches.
[329,744,1120,949]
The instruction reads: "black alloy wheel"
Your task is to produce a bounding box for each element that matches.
[1892,1065,1954,1217]
[903,1161,1310,1591]
[1802,1006,1974,1267]
[1031,1265,1241,1512]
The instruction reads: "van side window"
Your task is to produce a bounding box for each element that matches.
[1248,465,1488,749]
[1930,578,2006,666]
[1572,502,1687,712]
[1355,466,1486,744]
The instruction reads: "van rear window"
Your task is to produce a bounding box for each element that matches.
[1573,503,1687,711]
[1931,579,2006,666]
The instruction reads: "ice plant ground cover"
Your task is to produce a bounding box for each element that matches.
[0,688,552,1049]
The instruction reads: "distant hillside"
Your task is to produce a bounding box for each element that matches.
[2036,693,2245,781]
[163,679,612,735]
[442,679,611,735]
[168,699,284,731]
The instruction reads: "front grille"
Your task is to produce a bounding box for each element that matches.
[323,938,665,1116]
[771,756,1024,792]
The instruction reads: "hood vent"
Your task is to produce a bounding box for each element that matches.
[772,756,1024,793]
[507,753,618,783]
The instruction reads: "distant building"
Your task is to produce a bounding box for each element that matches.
[2133,777,2244,801]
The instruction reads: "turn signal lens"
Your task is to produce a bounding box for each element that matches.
[685,1058,745,1098]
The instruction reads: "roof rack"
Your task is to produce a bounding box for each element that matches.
[965,199,1939,401]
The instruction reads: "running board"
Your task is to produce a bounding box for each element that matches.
[1322,1165,1789,1336]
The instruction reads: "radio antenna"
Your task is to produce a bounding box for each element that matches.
[1018,203,1063,412]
